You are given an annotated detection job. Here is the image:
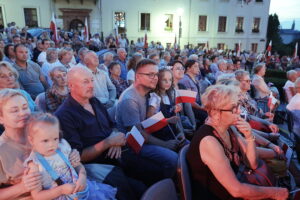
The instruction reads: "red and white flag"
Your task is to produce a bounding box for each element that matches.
[126,126,145,154]
[141,111,168,134]
[174,34,178,50]
[267,92,277,111]
[237,40,241,57]
[294,42,298,59]
[175,90,197,104]
[266,40,272,57]
[50,13,57,43]
[114,23,119,46]
[144,32,148,49]
[83,17,89,42]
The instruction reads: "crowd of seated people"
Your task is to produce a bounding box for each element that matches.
[0,23,300,200]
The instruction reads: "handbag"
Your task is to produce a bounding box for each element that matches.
[237,159,276,187]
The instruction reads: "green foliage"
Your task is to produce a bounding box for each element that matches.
[266,14,294,56]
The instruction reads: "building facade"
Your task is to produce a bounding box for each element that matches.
[0,0,270,52]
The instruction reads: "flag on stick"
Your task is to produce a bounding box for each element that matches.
[175,90,197,104]
[294,42,298,59]
[144,32,148,49]
[83,17,89,42]
[126,126,145,154]
[50,13,58,43]
[267,92,277,111]
[141,112,168,134]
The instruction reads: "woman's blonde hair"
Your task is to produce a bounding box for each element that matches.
[201,85,239,113]
[0,88,26,116]
[0,61,19,79]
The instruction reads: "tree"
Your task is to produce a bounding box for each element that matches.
[266,14,292,56]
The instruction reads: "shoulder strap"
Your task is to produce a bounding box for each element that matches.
[35,152,63,185]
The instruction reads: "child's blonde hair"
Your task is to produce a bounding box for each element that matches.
[26,112,62,139]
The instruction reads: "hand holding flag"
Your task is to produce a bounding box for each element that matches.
[126,126,145,154]
[141,111,168,134]
[268,92,277,111]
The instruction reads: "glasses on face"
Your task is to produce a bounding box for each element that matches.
[0,73,15,80]
[240,79,251,83]
[138,72,159,79]
[174,67,185,71]
[219,103,240,114]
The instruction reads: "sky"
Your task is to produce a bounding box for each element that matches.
[269,0,300,30]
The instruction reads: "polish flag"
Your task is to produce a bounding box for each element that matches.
[266,40,272,57]
[50,13,57,43]
[114,23,119,46]
[144,32,148,49]
[175,90,197,104]
[83,17,89,43]
[174,34,178,50]
[126,126,145,154]
[237,40,241,57]
[294,42,298,59]
[267,92,277,111]
[141,112,168,134]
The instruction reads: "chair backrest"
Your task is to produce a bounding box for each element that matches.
[35,92,46,112]
[286,109,295,136]
[177,144,192,200]
[141,178,178,200]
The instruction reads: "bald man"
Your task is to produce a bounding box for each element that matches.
[284,70,298,102]
[55,67,146,200]
[84,51,116,109]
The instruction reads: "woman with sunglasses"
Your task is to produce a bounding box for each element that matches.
[186,84,288,200]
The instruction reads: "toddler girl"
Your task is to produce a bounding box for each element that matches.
[24,112,117,200]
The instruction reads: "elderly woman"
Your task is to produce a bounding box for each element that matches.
[45,66,68,113]
[0,89,80,199]
[0,61,35,111]
[179,59,207,127]
[126,52,143,85]
[109,61,129,98]
[41,48,61,86]
[186,85,288,200]
[58,47,74,69]
[252,63,271,99]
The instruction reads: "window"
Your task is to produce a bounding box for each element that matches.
[24,8,38,27]
[252,18,260,33]
[198,43,206,49]
[251,43,258,52]
[217,43,225,50]
[198,15,207,31]
[140,13,150,31]
[114,11,126,33]
[218,16,227,32]
[255,0,263,2]
[235,17,244,33]
[235,43,242,51]
[0,7,4,29]
[164,14,173,31]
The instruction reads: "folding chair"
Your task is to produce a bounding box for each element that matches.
[141,178,178,200]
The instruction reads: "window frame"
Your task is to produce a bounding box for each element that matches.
[198,15,208,32]
[235,16,244,33]
[140,12,151,31]
[218,16,227,33]
[23,7,40,28]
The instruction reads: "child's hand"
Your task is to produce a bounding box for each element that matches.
[69,149,81,168]
[167,116,180,124]
[74,175,87,193]
[174,104,182,113]
[60,183,76,195]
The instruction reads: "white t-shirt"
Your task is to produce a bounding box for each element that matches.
[126,69,135,82]
[283,80,295,102]
[148,92,170,113]
[37,51,47,64]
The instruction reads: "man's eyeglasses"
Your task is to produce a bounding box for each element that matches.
[137,72,159,79]
[240,79,251,83]
[219,104,241,114]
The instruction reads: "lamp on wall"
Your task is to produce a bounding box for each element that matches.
[177,8,183,48]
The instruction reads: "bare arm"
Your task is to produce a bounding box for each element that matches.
[200,136,287,199]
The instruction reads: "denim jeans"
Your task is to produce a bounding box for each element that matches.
[121,144,178,185]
